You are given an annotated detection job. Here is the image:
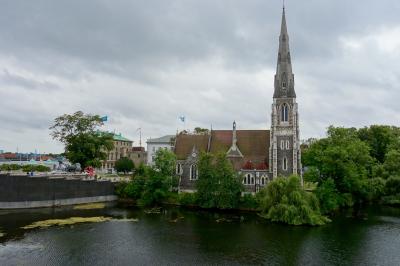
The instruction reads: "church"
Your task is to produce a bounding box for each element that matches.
[174,8,302,193]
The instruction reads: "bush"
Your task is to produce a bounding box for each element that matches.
[114,182,128,198]
[35,165,51,172]
[0,164,22,171]
[124,175,146,199]
[22,165,35,172]
[138,170,171,207]
[21,165,50,172]
[259,175,330,226]
[178,193,198,206]
[239,194,259,210]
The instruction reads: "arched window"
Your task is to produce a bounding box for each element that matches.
[176,163,182,175]
[247,174,251,185]
[251,177,255,185]
[190,164,198,180]
[281,104,289,122]
[283,157,288,171]
[286,140,290,150]
[261,177,265,185]
[280,140,284,150]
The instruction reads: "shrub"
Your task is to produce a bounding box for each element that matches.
[35,165,51,172]
[259,175,330,226]
[178,193,198,206]
[239,194,259,210]
[114,182,128,198]
[124,175,146,200]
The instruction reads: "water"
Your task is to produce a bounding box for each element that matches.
[1,204,400,265]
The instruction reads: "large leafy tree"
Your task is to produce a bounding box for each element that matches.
[303,125,400,213]
[154,148,176,177]
[196,152,243,209]
[115,157,135,173]
[196,152,218,208]
[49,111,114,168]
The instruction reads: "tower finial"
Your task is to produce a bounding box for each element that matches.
[283,0,285,10]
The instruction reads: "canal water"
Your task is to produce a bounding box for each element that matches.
[0,204,400,265]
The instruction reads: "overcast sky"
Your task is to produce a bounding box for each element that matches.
[0,0,399,153]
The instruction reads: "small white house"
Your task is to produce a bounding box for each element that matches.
[146,135,175,165]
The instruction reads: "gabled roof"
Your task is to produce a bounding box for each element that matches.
[147,135,175,144]
[175,134,209,160]
[174,130,270,170]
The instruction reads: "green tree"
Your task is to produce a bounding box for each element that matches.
[115,157,135,173]
[214,153,243,209]
[194,127,209,134]
[357,125,398,163]
[49,111,114,168]
[154,149,176,177]
[124,175,146,199]
[383,149,400,177]
[315,178,342,214]
[196,152,218,208]
[302,126,373,205]
[259,175,330,226]
[154,148,178,190]
[139,169,171,206]
[196,152,243,209]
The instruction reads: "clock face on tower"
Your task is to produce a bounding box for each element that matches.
[192,152,197,158]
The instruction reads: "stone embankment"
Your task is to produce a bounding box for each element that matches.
[0,173,117,209]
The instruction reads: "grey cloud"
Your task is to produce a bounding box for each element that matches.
[0,0,399,152]
[1,69,60,91]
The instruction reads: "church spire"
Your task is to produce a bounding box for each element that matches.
[274,6,296,98]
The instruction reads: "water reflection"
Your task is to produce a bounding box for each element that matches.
[0,204,400,265]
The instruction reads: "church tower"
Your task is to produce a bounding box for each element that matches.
[269,7,302,178]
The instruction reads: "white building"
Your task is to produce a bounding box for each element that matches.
[146,135,175,165]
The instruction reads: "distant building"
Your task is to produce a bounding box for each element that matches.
[101,133,133,173]
[129,146,147,166]
[146,135,175,165]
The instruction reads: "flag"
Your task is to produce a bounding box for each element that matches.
[101,116,108,122]
[179,115,185,122]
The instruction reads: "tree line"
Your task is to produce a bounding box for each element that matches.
[303,125,400,213]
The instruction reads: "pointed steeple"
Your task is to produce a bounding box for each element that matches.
[227,121,243,158]
[274,7,296,98]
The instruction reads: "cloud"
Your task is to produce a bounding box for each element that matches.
[0,0,399,152]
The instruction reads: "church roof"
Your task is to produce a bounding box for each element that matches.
[174,130,270,170]
[174,134,209,160]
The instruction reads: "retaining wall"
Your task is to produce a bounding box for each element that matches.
[0,174,116,209]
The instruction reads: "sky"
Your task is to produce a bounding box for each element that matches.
[0,0,399,153]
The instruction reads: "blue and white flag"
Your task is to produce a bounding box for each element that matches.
[179,115,185,122]
[101,116,108,122]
